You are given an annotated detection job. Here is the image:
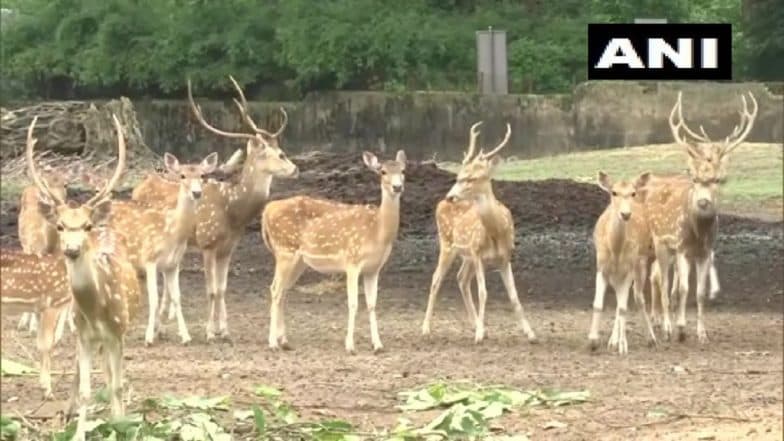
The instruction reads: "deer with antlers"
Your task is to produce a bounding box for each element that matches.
[1,249,71,398]
[130,77,298,341]
[28,115,141,441]
[587,171,659,354]
[262,150,407,354]
[421,122,536,344]
[647,90,757,343]
[106,151,220,346]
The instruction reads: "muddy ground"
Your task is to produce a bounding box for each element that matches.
[1,152,783,440]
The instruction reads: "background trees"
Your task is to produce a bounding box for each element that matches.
[0,0,780,100]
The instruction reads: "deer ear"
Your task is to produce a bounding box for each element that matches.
[37,195,58,225]
[597,171,612,193]
[488,155,504,171]
[164,153,180,173]
[395,150,407,169]
[201,152,219,173]
[90,198,113,226]
[634,172,651,189]
[362,152,380,171]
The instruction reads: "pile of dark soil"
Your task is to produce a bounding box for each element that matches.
[275,151,776,237]
[0,151,777,247]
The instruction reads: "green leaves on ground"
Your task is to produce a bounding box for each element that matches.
[0,359,37,377]
[396,382,589,439]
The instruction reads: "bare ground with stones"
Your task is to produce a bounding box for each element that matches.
[1,152,782,440]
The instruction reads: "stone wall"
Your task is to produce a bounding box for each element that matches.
[133,81,783,162]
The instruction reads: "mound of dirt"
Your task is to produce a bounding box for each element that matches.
[0,151,776,247]
[273,151,777,237]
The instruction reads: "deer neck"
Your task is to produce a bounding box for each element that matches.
[607,212,628,255]
[474,189,506,239]
[376,190,401,245]
[224,168,273,226]
[169,185,199,239]
[63,245,101,315]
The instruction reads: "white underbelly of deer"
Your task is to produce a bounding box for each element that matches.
[300,252,347,274]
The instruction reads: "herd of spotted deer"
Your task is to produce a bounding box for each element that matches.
[1,77,758,440]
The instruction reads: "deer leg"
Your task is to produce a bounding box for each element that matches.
[634,259,658,347]
[276,257,306,349]
[144,263,160,346]
[54,302,74,344]
[268,255,304,350]
[709,251,720,300]
[72,337,92,441]
[649,261,662,328]
[675,253,691,342]
[37,307,58,400]
[421,249,456,336]
[656,251,673,341]
[363,271,384,353]
[163,267,191,345]
[203,250,219,341]
[695,255,711,344]
[588,270,607,350]
[498,261,536,342]
[18,312,37,333]
[105,339,125,417]
[345,266,361,354]
[456,259,478,329]
[473,257,488,344]
[214,251,234,338]
[607,275,632,355]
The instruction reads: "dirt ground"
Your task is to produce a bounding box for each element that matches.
[1,152,783,440]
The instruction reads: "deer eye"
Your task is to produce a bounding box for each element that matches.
[84,224,92,232]
[631,192,636,198]
[380,169,387,175]
[56,224,65,232]
[180,174,186,179]
[611,191,617,196]
[278,152,285,160]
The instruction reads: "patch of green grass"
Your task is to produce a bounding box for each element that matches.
[441,142,784,219]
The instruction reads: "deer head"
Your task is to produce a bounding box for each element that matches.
[669,91,758,218]
[597,171,651,222]
[362,150,407,198]
[30,115,126,260]
[446,121,511,202]
[187,77,298,180]
[163,152,218,201]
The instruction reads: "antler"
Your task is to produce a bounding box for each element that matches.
[478,123,512,159]
[721,91,758,156]
[84,115,126,207]
[228,76,288,139]
[187,79,257,141]
[26,116,65,206]
[669,91,706,158]
[462,121,483,165]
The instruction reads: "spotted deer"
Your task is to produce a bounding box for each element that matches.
[262,150,407,354]
[646,172,721,328]
[421,122,536,344]
[647,91,757,343]
[17,175,76,338]
[131,149,244,324]
[130,77,298,341]
[107,151,219,346]
[587,171,658,355]
[1,249,71,398]
[28,115,141,441]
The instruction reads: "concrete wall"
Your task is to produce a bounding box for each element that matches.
[134,81,783,162]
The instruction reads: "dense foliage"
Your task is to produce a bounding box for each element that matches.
[0,0,781,99]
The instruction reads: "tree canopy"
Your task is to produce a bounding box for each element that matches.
[0,0,780,100]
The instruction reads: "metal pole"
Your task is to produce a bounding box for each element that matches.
[489,26,495,94]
